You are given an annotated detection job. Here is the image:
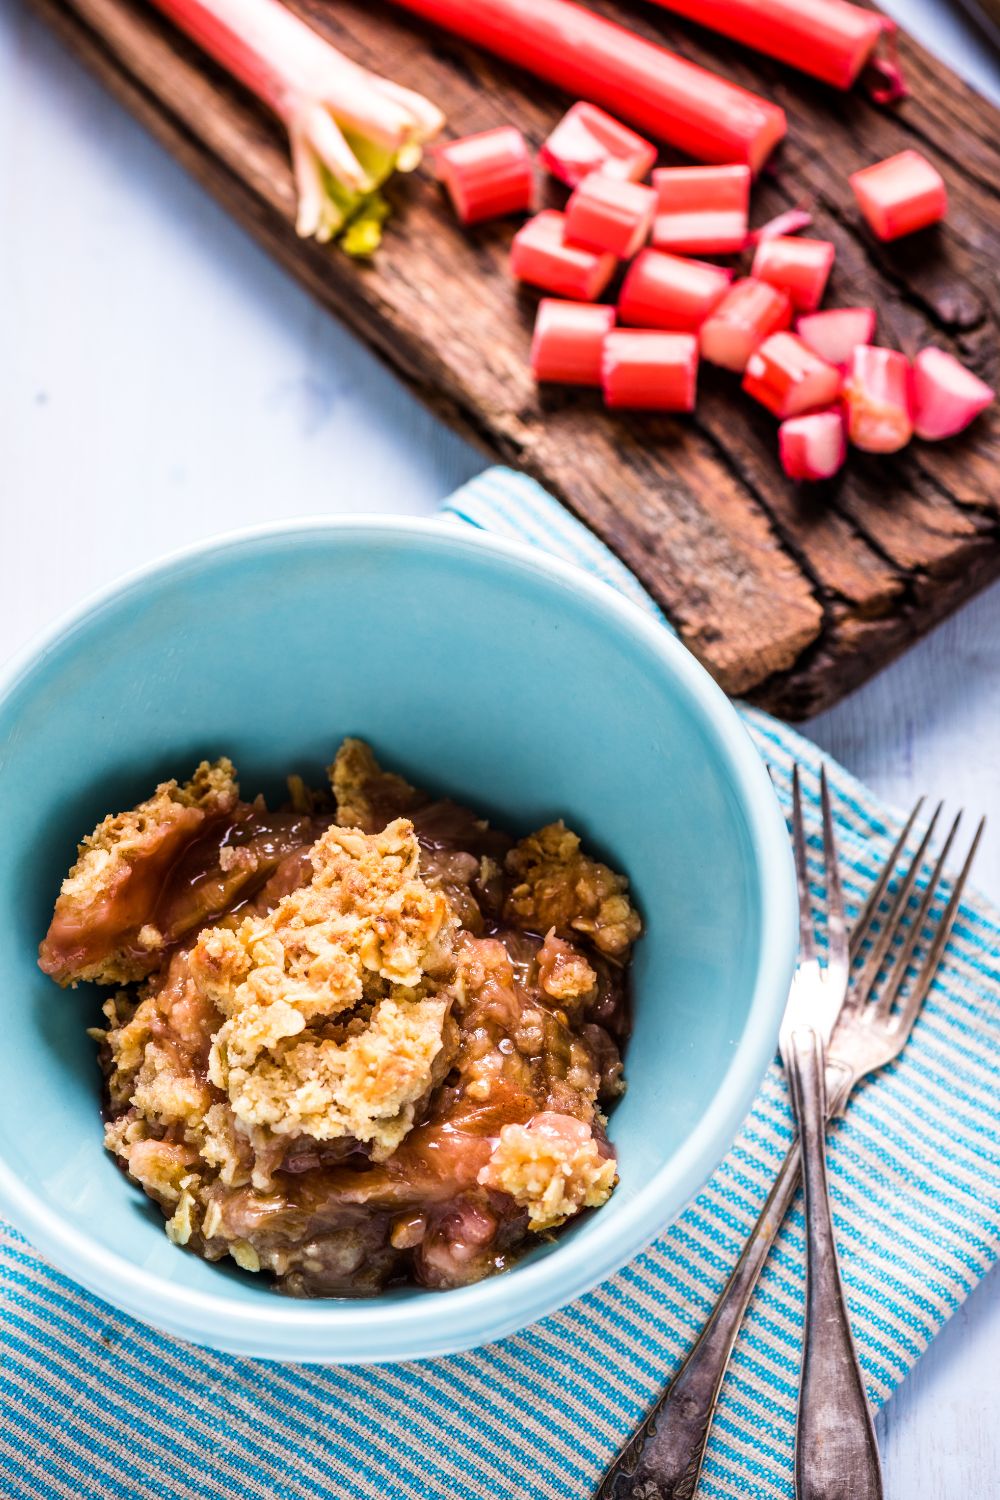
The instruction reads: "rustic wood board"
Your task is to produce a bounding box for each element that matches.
[31,0,1000,717]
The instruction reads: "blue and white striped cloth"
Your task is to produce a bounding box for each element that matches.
[2,465,999,1500]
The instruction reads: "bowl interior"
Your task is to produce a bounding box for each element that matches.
[0,520,792,1360]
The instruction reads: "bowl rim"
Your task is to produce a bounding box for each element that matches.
[0,512,797,1363]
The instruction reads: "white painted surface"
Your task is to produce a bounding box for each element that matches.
[2,2,998,1494]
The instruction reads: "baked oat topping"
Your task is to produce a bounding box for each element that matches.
[41,740,641,1296]
[478,1112,617,1231]
[505,822,642,958]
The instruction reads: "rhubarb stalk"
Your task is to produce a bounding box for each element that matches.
[602,331,700,412]
[843,346,913,452]
[566,175,657,259]
[149,0,444,250]
[849,151,948,242]
[531,301,616,385]
[540,104,657,188]
[700,277,792,372]
[511,212,617,300]
[779,410,847,481]
[435,127,534,224]
[743,332,842,419]
[641,0,893,91]
[386,0,787,171]
[911,348,994,441]
[651,165,750,255]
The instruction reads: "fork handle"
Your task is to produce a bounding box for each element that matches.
[789,1027,883,1500]
[593,1065,856,1500]
[594,1135,804,1499]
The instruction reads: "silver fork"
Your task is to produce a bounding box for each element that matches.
[782,767,878,1500]
[595,772,983,1500]
[790,781,983,1500]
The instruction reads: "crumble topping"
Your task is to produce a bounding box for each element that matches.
[330,737,423,832]
[535,928,598,1006]
[193,819,456,1017]
[504,822,642,958]
[43,740,641,1295]
[478,1112,617,1231]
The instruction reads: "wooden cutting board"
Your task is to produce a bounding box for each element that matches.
[32,0,1000,717]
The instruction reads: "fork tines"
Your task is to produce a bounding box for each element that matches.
[791,765,985,1033]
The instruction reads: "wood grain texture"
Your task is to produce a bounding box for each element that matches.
[29,0,1000,717]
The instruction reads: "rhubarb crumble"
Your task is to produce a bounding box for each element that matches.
[39,740,640,1296]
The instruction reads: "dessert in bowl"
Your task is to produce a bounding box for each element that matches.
[40,737,640,1296]
[0,516,795,1362]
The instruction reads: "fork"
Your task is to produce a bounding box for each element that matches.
[781,767,878,1500]
[595,772,983,1500]
[789,777,983,1499]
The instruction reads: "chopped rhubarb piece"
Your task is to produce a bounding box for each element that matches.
[700,277,792,372]
[511,211,616,300]
[748,209,814,246]
[751,236,835,313]
[601,330,699,411]
[651,164,750,255]
[618,249,731,332]
[539,102,657,187]
[435,126,534,224]
[743,332,841,419]
[849,150,947,242]
[566,174,657,258]
[530,299,616,385]
[796,307,875,369]
[911,347,994,441]
[843,346,913,452]
[779,410,847,481]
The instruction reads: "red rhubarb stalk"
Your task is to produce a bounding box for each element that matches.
[796,308,875,369]
[540,104,657,188]
[602,331,700,411]
[743,332,842,419]
[700,277,792,372]
[843,346,913,452]
[435,127,534,224]
[566,175,657,259]
[911,348,994,441]
[531,301,617,385]
[149,0,444,250]
[651,165,750,255]
[386,0,787,171]
[849,151,948,242]
[619,250,732,332]
[751,236,835,313]
[779,410,847,481]
[511,211,617,300]
[640,0,891,91]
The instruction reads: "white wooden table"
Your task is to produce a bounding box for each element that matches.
[2,1,998,1493]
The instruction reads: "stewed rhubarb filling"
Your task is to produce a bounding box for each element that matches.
[39,740,640,1295]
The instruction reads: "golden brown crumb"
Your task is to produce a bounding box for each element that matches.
[505,822,641,959]
[214,993,453,1155]
[38,759,239,987]
[478,1112,616,1231]
[198,819,459,1158]
[536,928,598,1005]
[329,738,422,832]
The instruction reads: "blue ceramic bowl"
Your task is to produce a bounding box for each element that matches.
[0,517,795,1364]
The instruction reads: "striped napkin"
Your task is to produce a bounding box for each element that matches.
[2,466,999,1500]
